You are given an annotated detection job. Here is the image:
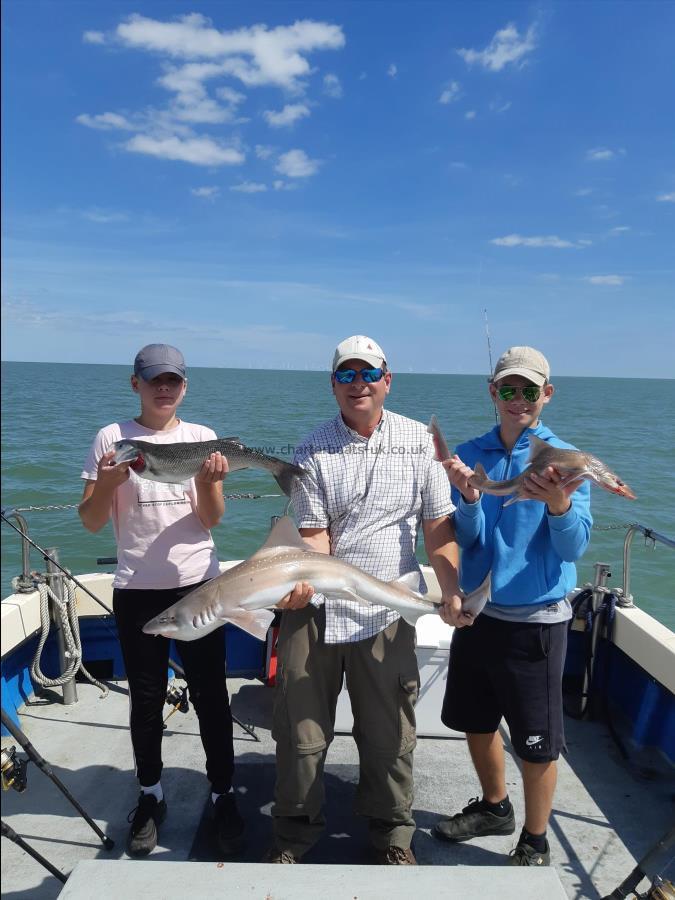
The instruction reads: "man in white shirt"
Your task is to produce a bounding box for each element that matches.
[266,335,467,865]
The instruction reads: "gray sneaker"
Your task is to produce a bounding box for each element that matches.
[508,837,550,866]
[433,797,515,843]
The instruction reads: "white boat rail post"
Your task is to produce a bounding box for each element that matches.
[1,508,34,593]
[616,523,675,608]
[45,549,78,705]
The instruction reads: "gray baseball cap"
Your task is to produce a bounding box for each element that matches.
[332,335,387,371]
[133,344,186,381]
[491,346,550,386]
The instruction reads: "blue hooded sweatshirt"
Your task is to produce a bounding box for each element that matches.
[452,422,592,608]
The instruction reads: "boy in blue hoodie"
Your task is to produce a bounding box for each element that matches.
[434,346,591,867]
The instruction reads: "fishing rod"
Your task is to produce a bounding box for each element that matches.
[1,708,114,849]
[1,821,68,884]
[483,308,498,424]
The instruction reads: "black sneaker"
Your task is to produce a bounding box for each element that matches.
[432,797,515,843]
[213,793,244,856]
[261,847,298,864]
[508,837,551,866]
[126,793,167,856]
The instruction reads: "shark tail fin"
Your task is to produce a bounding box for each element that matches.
[272,463,306,498]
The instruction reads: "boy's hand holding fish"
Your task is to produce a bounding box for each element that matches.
[520,466,586,515]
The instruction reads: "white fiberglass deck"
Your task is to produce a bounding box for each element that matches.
[1,678,673,899]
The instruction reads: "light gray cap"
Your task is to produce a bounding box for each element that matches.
[332,335,387,371]
[491,346,550,386]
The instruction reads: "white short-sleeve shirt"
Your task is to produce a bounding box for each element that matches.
[81,419,221,590]
[292,410,455,643]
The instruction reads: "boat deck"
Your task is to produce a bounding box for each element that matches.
[1,677,673,899]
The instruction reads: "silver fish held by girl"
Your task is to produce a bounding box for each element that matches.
[469,434,637,506]
[111,437,305,497]
[142,516,492,641]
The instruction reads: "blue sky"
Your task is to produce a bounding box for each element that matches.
[2,0,674,377]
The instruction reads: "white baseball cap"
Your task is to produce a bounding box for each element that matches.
[332,335,387,371]
[491,346,550,386]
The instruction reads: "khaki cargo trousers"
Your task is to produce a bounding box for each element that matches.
[271,605,420,857]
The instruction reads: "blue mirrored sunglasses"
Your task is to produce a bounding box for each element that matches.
[333,367,385,384]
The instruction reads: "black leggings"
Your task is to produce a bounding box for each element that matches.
[113,583,234,793]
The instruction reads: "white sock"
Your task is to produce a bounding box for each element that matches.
[140,782,163,802]
[211,787,234,805]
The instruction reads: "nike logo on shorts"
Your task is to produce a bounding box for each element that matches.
[526,735,543,746]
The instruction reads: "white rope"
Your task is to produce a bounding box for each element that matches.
[30,579,108,697]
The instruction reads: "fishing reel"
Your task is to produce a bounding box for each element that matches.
[1,745,28,793]
[163,682,189,728]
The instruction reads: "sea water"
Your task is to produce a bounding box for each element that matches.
[2,362,673,628]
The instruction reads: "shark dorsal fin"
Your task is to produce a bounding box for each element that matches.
[528,434,550,461]
[391,571,423,596]
[254,516,309,554]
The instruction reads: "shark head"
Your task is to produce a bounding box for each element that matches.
[592,468,636,499]
[142,611,179,637]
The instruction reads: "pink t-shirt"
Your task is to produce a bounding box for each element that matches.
[81,420,221,590]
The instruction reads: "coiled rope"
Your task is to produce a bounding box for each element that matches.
[30,576,108,698]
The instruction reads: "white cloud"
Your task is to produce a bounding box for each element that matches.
[575,187,593,197]
[76,112,136,131]
[276,149,320,178]
[255,144,274,160]
[609,226,630,236]
[125,135,245,166]
[465,110,476,120]
[457,23,536,72]
[489,99,511,113]
[82,209,129,223]
[450,161,468,169]
[657,192,675,202]
[115,14,344,91]
[439,81,461,104]
[191,186,220,199]
[586,147,626,161]
[491,234,582,249]
[230,181,267,193]
[263,103,310,128]
[273,179,297,191]
[157,63,247,124]
[387,64,398,78]
[585,275,625,286]
[83,30,106,45]
[323,73,343,98]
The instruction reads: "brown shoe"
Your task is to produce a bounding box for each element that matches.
[374,845,417,865]
[262,847,298,864]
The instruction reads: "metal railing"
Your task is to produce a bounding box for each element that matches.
[615,524,675,608]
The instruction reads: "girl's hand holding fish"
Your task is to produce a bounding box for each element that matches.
[195,451,229,484]
[98,450,132,488]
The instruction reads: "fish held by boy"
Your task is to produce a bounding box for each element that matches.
[142,516,492,641]
[471,434,636,506]
[429,415,635,505]
[111,438,305,497]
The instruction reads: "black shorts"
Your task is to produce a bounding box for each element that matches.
[441,613,567,762]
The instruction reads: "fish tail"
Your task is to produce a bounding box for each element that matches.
[471,461,488,487]
[272,463,305,497]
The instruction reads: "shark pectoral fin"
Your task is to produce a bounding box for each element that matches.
[558,471,589,489]
[393,571,423,593]
[324,588,370,606]
[502,495,522,507]
[220,608,274,641]
[399,608,427,628]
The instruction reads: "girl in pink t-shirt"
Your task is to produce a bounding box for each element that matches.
[80,344,244,858]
